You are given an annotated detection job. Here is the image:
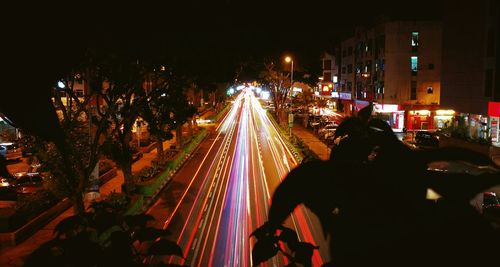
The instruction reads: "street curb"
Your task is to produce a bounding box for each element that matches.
[130,129,210,215]
[0,167,119,247]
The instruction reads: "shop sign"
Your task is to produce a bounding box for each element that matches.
[339,92,351,100]
[374,104,399,113]
[488,102,500,117]
[355,100,370,111]
[491,117,499,142]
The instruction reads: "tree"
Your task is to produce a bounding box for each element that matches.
[259,62,291,123]
[98,55,146,195]
[139,66,196,160]
[30,67,110,214]
[252,105,500,267]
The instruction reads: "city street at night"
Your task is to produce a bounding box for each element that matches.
[147,90,328,266]
[1,1,499,266]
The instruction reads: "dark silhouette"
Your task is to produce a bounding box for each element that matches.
[25,195,187,267]
[252,105,500,267]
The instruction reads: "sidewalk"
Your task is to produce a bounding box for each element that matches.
[292,124,331,161]
[0,136,177,267]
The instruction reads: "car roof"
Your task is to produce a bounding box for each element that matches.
[0,142,15,146]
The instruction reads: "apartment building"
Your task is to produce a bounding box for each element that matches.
[332,19,444,131]
[441,0,499,141]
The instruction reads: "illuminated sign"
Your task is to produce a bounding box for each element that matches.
[374,104,399,113]
[339,92,351,100]
[331,91,339,98]
[435,109,455,116]
[488,102,500,117]
[492,118,499,143]
[410,110,431,116]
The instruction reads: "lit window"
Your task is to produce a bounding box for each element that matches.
[411,56,418,72]
[411,32,419,47]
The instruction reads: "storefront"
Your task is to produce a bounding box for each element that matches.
[488,102,500,147]
[373,104,405,132]
[433,109,455,129]
[407,109,433,130]
[339,92,353,116]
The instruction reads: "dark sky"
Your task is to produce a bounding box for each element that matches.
[7,0,443,83]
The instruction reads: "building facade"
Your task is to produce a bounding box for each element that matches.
[441,0,499,142]
[332,19,444,132]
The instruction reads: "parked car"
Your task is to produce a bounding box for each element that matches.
[0,142,23,161]
[483,192,500,210]
[12,172,45,195]
[482,192,500,223]
[415,131,439,147]
[0,176,15,187]
[318,123,338,136]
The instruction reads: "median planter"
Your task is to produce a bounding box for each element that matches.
[0,197,71,246]
[0,165,120,247]
[131,129,208,215]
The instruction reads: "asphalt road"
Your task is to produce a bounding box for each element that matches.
[147,90,329,266]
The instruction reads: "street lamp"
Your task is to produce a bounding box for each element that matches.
[285,56,294,137]
[285,56,294,89]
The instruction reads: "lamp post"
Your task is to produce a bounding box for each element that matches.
[285,56,294,89]
[285,56,294,137]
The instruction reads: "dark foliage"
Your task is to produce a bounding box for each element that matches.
[251,104,500,267]
[25,195,186,267]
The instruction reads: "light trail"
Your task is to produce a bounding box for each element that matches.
[159,89,328,266]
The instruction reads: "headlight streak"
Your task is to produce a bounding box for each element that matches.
[164,90,325,266]
[248,93,325,266]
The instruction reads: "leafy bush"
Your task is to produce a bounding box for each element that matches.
[25,200,186,267]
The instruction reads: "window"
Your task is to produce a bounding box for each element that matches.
[411,56,418,73]
[411,32,419,52]
[75,89,84,97]
[411,32,419,47]
[485,69,493,97]
[342,50,347,57]
[347,64,352,73]
[427,86,433,94]
[356,63,362,74]
[411,81,417,100]
[342,67,346,74]
[365,60,372,73]
[348,47,353,56]
[347,82,352,91]
[428,63,434,70]
[323,60,332,70]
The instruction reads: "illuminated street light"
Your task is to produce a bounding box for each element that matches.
[284,56,294,137]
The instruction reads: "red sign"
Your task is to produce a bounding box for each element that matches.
[488,102,500,117]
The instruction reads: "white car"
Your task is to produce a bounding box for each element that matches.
[318,123,338,136]
[0,142,22,161]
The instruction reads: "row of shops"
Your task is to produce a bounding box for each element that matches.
[314,93,497,142]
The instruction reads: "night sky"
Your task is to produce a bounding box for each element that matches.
[1,0,443,145]
[6,0,443,83]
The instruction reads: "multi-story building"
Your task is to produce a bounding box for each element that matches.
[339,37,356,116]
[441,0,499,142]
[334,19,444,132]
